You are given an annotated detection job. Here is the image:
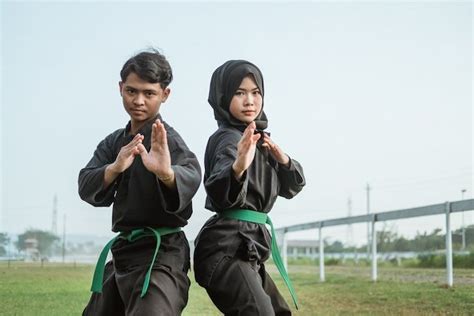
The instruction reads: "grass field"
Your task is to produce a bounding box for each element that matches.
[0,262,473,315]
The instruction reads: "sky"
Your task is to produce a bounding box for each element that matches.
[1,1,472,246]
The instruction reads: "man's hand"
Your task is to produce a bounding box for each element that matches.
[261,134,290,166]
[138,119,175,187]
[232,122,261,180]
[104,133,144,187]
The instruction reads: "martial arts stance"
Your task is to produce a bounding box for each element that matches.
[194,60,306,315]
[79,49,201,315]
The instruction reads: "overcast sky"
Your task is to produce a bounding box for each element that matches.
[1,1,472,245]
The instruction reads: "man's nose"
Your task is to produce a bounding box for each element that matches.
[133,93,145,105]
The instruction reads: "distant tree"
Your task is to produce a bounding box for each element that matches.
[325,240,345,253]
[326,224,474,253]
[452,224,474,250]
[412,228,444,251]
[0,233,9,256]
[377,223,399,252]
[392,236,410,252]
[16,229,59,257]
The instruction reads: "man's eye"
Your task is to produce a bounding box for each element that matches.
[146,92,156,97]
[127,89,136,94]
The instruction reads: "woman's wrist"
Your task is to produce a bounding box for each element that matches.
[232,162,245,181]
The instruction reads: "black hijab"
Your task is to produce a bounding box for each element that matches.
[208,60,268,131]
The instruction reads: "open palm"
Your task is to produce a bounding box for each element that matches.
[232,122,261,179]
[138,119,173,178]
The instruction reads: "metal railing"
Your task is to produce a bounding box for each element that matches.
[275,199,474,286]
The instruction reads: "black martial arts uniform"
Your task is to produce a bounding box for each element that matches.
[193,60,306,315]
[79,114,201,316]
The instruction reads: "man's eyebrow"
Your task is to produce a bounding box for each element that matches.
[124,85,158,93]
[143,89,158,93]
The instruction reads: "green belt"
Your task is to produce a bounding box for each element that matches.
[219,209,299,310]
[91,226,182,298]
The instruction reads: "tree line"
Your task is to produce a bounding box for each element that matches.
[323,224,473,253]
[0,225,473,258]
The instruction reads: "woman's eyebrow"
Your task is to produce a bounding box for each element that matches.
[236,87,260,91]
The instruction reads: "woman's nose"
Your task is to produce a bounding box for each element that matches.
[245,93,254,105]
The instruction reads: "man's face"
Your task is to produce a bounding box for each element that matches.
[229,76,262,124]
[119,72,170,124]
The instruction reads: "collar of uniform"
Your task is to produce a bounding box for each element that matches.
[123,113,163,137]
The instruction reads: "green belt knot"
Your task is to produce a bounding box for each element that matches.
[90,226,182,298]
[219,209,299,310]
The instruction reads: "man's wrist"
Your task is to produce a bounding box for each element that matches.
[157,169,174,182]
[106,163,121,174]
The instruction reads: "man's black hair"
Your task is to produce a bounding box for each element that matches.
[120,48,173,89]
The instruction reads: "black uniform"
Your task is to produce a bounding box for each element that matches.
[193,61,305,315]
[79,114,201,316]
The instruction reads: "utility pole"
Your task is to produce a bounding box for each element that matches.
[347,196,355,262]
[461,189,466,250]
[346,197,353,247]
[52,195,58,235]
[366,183,371,259]
[62,214,66,263]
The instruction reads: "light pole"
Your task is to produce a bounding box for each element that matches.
[461,189,466,250]
[366,183,371,259]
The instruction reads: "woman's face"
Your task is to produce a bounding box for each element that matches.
[229,76,263,124]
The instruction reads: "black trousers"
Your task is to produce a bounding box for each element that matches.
[83,260,190,316]
[206,257,291,316]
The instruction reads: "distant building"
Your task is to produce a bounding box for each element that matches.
[287,240,319,259]
[24,238,40,261]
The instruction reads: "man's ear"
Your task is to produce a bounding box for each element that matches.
[162,87,171,103]
[119,81,123,96]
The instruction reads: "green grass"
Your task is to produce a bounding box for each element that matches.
[0,262,472,315]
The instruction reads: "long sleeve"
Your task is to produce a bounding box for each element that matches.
[108,124,200,230]
[78,132,119,207]
[78,119,200,231]
[277,157,306,199]
[204,132,249,210]
[164,130,202,214]
[204,127,306,213]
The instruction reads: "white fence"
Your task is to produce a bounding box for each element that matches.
[275,199,474,286]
